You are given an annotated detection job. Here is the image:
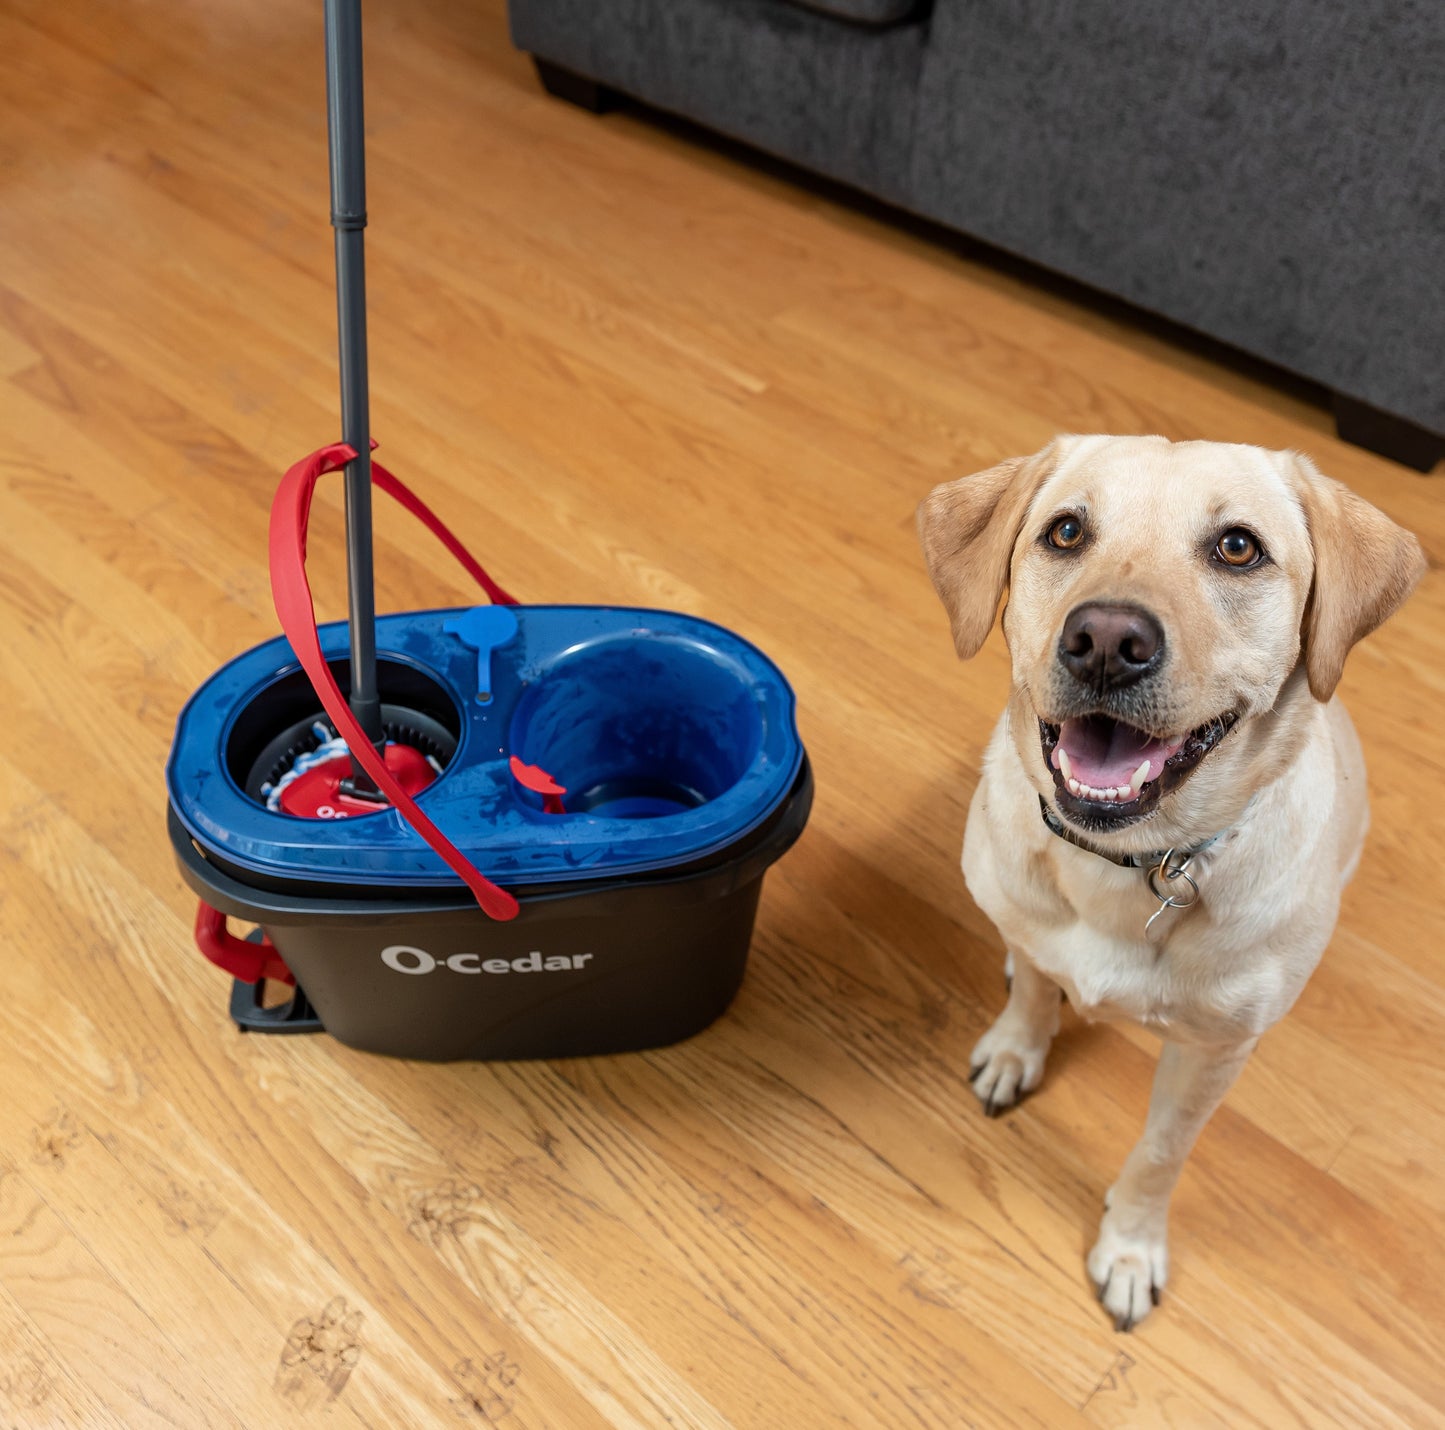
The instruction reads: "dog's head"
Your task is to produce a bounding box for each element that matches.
[918,435,1425,845]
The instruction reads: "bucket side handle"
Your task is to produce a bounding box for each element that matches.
[268,441,521,920]
[195,901,295,985]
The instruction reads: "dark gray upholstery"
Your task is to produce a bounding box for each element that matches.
[912,1,1445,447]
[509,0,1445,457]
[785,0,921,24]
[512,0,930,202]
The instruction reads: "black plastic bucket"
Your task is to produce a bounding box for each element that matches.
[170,761,811,1061]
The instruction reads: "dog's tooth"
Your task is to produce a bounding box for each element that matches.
[1058,747,1074,782]
[1068,778,1082,796]
[1129,759,1151,795]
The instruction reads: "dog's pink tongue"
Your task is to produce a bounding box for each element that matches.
[1053,716,1184,789]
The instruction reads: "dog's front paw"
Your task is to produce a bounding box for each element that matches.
[1087,1209,1169,1332]
[968,1019,1049,1117]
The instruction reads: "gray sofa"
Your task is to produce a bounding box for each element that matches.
[508,0,1445,471]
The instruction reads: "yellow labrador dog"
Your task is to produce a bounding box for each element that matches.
[918,434,1424,1330]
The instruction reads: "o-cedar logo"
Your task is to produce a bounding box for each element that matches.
[381,945,593,976]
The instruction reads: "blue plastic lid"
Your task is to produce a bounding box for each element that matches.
[167,606,805,891]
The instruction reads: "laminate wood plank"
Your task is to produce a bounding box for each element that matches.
[0,1166,246,1429]
[0,1275,120,1430]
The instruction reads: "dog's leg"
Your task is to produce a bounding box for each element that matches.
[1088,1035,1257,1330]
[969,949,1061,1117]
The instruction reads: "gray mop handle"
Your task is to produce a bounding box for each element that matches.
[323,0,384,755]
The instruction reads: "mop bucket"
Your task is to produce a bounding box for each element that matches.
[167,444,811,1060]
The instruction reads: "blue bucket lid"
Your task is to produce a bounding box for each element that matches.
[167,606,805,891]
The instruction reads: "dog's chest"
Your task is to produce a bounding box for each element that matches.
[1024,907,1279,1039]
[962,751,1306,1039]
[1034,933,1194,1030]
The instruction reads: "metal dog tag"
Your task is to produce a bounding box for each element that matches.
[1144,849,1201,936]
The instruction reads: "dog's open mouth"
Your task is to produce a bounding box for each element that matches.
[1038,711,1239,827]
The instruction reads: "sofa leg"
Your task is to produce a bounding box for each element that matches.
[1333,394,1444,473]
[532,58,619,114]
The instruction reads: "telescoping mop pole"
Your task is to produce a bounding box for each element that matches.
[322,0,385,785]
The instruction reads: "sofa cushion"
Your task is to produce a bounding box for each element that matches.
[510,0,930,205]
[781,0,921,26]
[910,0,1445,437]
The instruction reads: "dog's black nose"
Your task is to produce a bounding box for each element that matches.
[1058,603,1164,689]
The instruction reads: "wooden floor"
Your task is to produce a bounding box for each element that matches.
[1,0,1442,1424]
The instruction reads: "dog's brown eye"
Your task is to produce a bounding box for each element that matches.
[1047,515,1086,550]
[1215,528,1262,567]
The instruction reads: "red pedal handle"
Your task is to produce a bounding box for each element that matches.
[194,902,295,986]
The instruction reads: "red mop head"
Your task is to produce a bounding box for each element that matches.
[277,741,438,818]
[256,715,449,819]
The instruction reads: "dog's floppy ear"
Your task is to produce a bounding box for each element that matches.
[917,443,1057,658]
[1288,453,1426,702]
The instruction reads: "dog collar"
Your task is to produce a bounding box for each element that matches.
[1038,794,1238,937]
[1036,795,1223,868]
